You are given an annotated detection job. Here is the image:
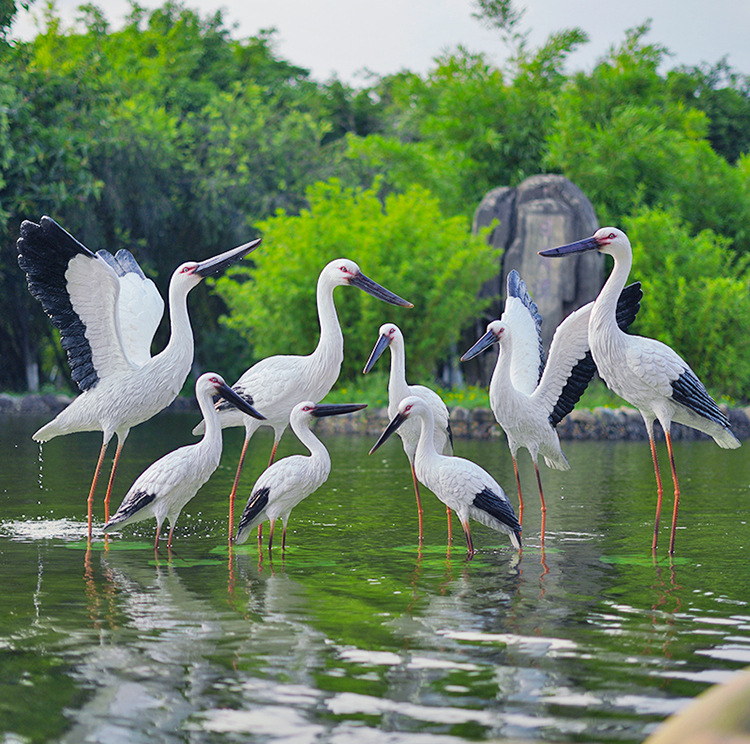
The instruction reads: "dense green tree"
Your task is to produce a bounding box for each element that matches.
[625,206,750,399]
[544,23,750,253]
[212,179,498,385]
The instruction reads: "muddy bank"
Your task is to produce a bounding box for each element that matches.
[5,392,749,442]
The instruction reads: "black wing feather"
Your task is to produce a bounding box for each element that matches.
[17,216,100,390]
[237,486,271,531]
[104,490,156,528]
[473,487,522,544]
[671,369,731,427]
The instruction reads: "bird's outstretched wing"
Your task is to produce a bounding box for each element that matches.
[97,249,164,366]
[505,270,544,394]
[539,282,643,426]
[17,216,135,390]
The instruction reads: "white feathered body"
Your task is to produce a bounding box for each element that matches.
[104,373,236,535]
[407,399,520,548]
[589,249,740,449]
[105,438,222,533]
[209,345,341,439]
[488,296,597,472]
[236,452,331,540]
[34,346,191,444]
[30,248,194,445]
[234,402,339,544]
[194,262,347,443]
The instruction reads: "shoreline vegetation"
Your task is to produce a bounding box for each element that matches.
[4,392,749,442]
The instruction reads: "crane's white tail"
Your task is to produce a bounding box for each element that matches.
[543,453,570,471]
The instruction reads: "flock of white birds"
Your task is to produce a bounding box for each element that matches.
[17,218,740,558]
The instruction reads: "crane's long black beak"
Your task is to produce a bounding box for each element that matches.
[461,329,498,361]
[216,382,265,421]
[369,412,407,455]
[363,333,391,374]
[538,236,600,257]
[311,403,367,418]
[195,237,262,277]
[350,272,413,307]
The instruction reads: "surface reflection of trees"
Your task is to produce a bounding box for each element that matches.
[71,550,237,742]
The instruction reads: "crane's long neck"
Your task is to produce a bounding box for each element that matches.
[591,250,632,340]
[491,337,514,391]
[414,409,440,466]
[387,339,409,404]
[196,386,223,461]
[293,418,331,470]
[309,277,344,376]
[154,280,195,382]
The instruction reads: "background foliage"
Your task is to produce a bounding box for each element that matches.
[1,0,750,401]
[213,180,498,385]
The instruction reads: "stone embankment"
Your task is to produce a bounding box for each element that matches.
[5,393,750,443]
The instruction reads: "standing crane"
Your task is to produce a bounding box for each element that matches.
[539,227,740,554]
[235,401,368,551]
[193,258,412,541]
[104,373,265,550]
[461,270,642,532]
[17,216,260,538]
[363,322,453,542]
[370,396,521,558]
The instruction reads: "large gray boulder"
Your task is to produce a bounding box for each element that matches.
[473,174,602,340]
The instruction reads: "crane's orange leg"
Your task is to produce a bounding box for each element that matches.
[462,519,475,559]
[410,462,424,542]
[666,431,681,556]
[257,440,280,543]
[446,507,452,540]
[167,524,175,549]
[267,440,279,467]
[86,442,108,540]
[267,519,276,552]
[102,439,124,523]
[512,456,524,525]
[282,523,287,551]
[154,524,161,551]
[534,461,546,543]
[228,437,250,543]
[649,435,664,550]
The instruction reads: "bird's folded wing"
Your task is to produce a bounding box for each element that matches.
[97,249,164,366]
[18,216,135,390]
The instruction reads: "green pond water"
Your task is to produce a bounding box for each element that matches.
[0,411,749,743]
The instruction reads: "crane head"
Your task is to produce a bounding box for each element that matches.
[325,258,413,308]
[538,227,630,258]
[461,321,504,361]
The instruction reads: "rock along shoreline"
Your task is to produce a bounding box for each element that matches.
[3,392,749,443]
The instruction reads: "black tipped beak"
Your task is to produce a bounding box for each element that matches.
[363,333,391,374]
[216,382,265,421]
[461,329,498,361]
[195,237,262,277]
[538,236,600,257]
[369,411,408,455]
[311,403,367,418]
[350,272,413,308]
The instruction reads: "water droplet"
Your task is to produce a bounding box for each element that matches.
[38,442,45,492]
